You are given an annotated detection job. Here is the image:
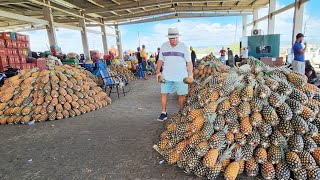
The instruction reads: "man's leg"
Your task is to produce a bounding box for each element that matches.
[161,93,168,112]
[178,95,186,108]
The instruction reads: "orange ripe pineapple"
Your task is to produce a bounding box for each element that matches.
[189,109,203,120]
[251,112,263,127]
[56,104,63,113]
[0,116,9,124]
[312,147,320,165]
[240,117,253,135]
[65,94,72,103]
[59,87,67,96]
[229,90,241,106]
[56,112,64,120]
[51,97,59,106]
[218,98,231,115]
[261,161,276,180]
[191,115,205,132]
[22,106,32,116]
[255,147,268,164]
[210,91,220,102]
[203,142,226,169]
[224,147,243,180]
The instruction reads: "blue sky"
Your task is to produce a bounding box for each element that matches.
[24,0,320,55]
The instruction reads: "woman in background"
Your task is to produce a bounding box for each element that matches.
[305,60,318,83]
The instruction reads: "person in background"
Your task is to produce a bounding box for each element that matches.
[305,60,318,83]
[293,33,307,75]
[234,54,241,66]
[136,47,142,67]
[140,45,148,80]
[227,48,233,67]
[129,53,134,60]
[219,47,226,64]
[156,28,193,121]
[241,47,249,60]
[155,47,162,72]
[190,46,197,68]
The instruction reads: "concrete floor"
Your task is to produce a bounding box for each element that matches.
[0,77,201,180]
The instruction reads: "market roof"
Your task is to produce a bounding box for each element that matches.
[0,0,268,29]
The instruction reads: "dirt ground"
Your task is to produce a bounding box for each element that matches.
[0,76,198,180]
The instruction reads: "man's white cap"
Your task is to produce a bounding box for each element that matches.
[167,28,181,38]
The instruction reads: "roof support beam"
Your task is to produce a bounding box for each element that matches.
[0,9,48,25]
[79,11,90,59]
[247,0,309,27]
[104,6,256,22]
[253,8,258,29]
[100,18,109,55]
[42,0,57,46]
[242,15,247,37]
[115,24,123,59]
[292,0,305,44]
[111,0,121,5]
[268,0,275,34]
[117,12,252,26]
[85,0,264,14]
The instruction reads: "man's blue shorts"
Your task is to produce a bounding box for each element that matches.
[161,81,188,95]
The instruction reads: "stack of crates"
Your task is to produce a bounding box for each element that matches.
[0,32,30,71]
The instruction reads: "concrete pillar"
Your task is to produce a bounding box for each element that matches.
[115,24,123,59]
[100,18,109,55]
[292,0,305,44]
[42,0,57,46]
[79,12,90,59]
[253,9,259,29]
[268,0,276,34]
[242,15,247,37]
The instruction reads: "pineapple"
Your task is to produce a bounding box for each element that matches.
[289,134,304,152]
[245,157,259,177]
[224,108,238,124]
[250,97,264,112]
[256,83,271,99]
[203,141,226,169]
[246,129,261,147]
[286,151,302,172]
[261,161,275,180]
[287,70,307,87]
[290,88,308,105]
[312,147,320,165]
[304,136,318,153]
[286,99,303,114]
[194,141,210,157]
[217,98,231,115]
[299,151,317,170]
[307,121,318,137]
[209,126,227,148]
[241,82,254,102]
[193,162,208,177]
[278,119,294,138]
[307,167,320,180]
[276,102,293,121]
[255,147,268,164]
[207,146,233,180]
[225,132,234,145]
[277,79,293,95]
[293,168,307,180]
[229,90,241,106]
[291,116,309,135]
[250,112,262,127]
[264,76,279,91]
[224,146,242,180]
[163,149,180,165]
[268,145,284,164]
[240,117,252,135]
[302,105,316,122]
[275,162,291,180]
[242,144,254,161]
[268,92,286,108]
[237,101,251,118]
[258,122,273,137]
[269,130,286,146]
[213,114,225,131]
[261,104,279,126]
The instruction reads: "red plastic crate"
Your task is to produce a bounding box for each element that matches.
[16,33,23,41]
[24,42,30,49]
[0,48,7,56]
[17,48,23,55]
[36,58,47,70]
[8,55,20,64]
[21,63,29,70]
[19,55,26,63]
[0,39,5,48]
[11,41,17,48]
[11,49,17,55]
[0,55,8,65]
[30,63,36,68]
[16,41,23,49]
[25,35,30,42]
[7,48,13,55]
[5,40,12,48]
[0,32,11,40]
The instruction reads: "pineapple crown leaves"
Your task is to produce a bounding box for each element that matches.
[234,146,243,162]
[29,68,39,73]
[205,113,217,123]
[238,64,252,75]
[218,145,233,162]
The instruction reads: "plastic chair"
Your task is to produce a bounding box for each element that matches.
[95,60,128,98]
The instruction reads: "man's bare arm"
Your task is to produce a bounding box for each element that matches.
[187,61,194,77]
[156,60,163,74]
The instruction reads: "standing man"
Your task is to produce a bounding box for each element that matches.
[227,48,233,67]
[140,45,148,80]
[219,47,226,64]
[190,46,197,68]
[156,28,193,121]
[292,33,307,75]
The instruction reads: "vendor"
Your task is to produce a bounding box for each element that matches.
[305,60,318,83]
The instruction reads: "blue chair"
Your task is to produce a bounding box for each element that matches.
[95,60,128,98]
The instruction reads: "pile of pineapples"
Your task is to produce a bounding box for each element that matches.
[0,65,111,125]
[109,64,136,81]
[155,57,320,179]
[194,54,229,82]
